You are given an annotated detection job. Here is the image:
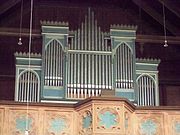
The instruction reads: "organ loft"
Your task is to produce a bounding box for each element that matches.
[0,2,180,135]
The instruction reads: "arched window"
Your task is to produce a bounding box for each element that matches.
[44,39,64,86]
[17,70,40,102]
[137,75,156,106]
[115,43,134,89]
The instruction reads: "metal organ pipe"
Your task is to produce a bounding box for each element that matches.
[66,9,114,99]
[137,75,156,106]
[18,71,39,102]
[18,76,21,101]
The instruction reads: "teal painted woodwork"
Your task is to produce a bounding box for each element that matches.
[41,22,68,101]
[16,116,32,133]
[99,111,117,129]
[49,118,66,133]
[175,122,180,133]
[115,91,134,100]
[140,119,157,135]
[42,26,68,35]
[43,87,64,99]
[111,25,137,101]
[83,114,92,129]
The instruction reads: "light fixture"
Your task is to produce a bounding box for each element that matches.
[162,2,168,47]
[18,0,23,45]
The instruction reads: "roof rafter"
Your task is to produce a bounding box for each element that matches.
[1,27,180,44]
[132,0,180,36]
[159,0,180,19]
[0,0,21,16]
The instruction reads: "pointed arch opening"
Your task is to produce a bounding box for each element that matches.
[17,70,40,102]
[44,39,64,87]
[115,42,134,89]
[136,74,156,106]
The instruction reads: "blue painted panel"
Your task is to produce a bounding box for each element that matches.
[83,115,92,129]
[115,91,135,100]
[16,116,32,133]
[16,59,42,66]
[175,122,180,133]
[110,30,136,38]
[99,111,117,129]
[136,64,158,71]
[49,118,66,133]
[43,88,64,98]
[42,27,68,35]
[140,119,157,135]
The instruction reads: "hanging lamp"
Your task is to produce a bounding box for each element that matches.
[162,2,168,47]
[18,0,23,45]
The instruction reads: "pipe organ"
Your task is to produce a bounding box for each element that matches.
[15,9,160,106]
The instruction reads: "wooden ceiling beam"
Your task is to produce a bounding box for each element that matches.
[132,0,180,36]
[136,34,180,44]
[158,0,180,19]
[0,27,180,44]
[0,0,21,16]
[0,27,40,37]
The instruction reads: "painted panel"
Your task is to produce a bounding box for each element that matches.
[43,111,73,135]
[8,109,38,135]
[168,114,180,135]
[78,108,92,135]
[135,113,164,135]
[94,104,122,134]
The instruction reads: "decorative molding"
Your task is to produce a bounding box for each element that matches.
[110,24,138,30]
[41,20,69,27]
[14,52,41,58]
[136,58,161,64]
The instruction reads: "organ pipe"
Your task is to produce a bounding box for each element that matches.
[18,71,39,102]
[66,9,112,99]
[137,75,156,106]
[45,40,64,87]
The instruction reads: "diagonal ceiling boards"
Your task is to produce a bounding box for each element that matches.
[132,0,180,36]
[0,0,21,16]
